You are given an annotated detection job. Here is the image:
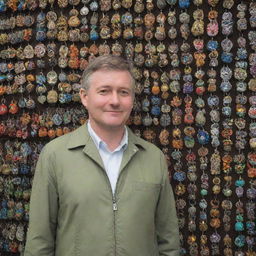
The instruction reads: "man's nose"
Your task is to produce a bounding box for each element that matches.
[110,92,120,105]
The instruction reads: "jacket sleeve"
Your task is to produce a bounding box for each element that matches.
[155,152,180,256]
[24,146,58,256]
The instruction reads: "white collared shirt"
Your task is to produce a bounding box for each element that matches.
[87,121,128,194]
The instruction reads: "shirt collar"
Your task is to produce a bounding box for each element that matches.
[87,120,128,152]
[66,122,146,151]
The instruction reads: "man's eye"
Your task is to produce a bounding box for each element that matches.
[120,90,129,95]
[99,89,108,94]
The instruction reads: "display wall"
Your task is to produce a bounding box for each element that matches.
[0,0,256,255]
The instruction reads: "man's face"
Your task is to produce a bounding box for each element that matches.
[80,69,134,132]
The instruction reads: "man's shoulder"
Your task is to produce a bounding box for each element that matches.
[128,128,162,154]
[42,125,86,154]
[42,131,72,153]
[128,129,167,174]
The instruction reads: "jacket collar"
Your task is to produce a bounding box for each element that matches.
[66,123,147,151]
[66,123,90,149]
[66,123,147,172]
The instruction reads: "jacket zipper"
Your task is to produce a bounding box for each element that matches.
[112,195,117,256]
[112,176,123,256]
[112,167,126,256]
[113,198,118,211]
[101,171,118,256]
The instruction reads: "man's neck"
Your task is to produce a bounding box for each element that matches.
[89,122,125,151]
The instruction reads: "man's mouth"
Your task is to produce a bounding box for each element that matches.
[105,110,122,113]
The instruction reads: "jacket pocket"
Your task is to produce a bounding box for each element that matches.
[133,181,161,191]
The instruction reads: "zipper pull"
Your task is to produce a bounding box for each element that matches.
[113,201,118,211]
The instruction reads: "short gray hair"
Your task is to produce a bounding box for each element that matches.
[81,55,135,91]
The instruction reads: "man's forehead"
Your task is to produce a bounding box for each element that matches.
[89,69,133,82]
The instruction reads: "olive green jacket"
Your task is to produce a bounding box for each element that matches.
[24,124,180,256]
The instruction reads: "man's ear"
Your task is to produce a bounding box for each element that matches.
[79,88,88,108]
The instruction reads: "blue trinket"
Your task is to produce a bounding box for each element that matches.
[221,52,233,63]
[0,75,7,82]
[183,82,193,94]
[222,106,232,117]
[199,199,207,209]
[142,98,150,112]
[37,12,46,23]
[173,171,186,182]
[171,150,182,160]
[0,63,7,73]
[121,12,133,25]
[151,106,161,116]
[207,40,218,51]
[0,0,7,12]
[246,221,255,231]
[1,200,7,208]
[210,232,221,243]
[15,207,24,218]
[19,164,31,175]
[246,188,256,199]
[18,0,25,10]
[12,177,21,185]
[207,95,219,107]
[21,143,32,157]
[151,96,161,105]
[200,189,208,196]
[59,93,65,104]
[184,136,195,148]
[236,81,247,92]
[3,241,9,251]
[235,179,245,187]
[179,0,190,9]
[234,235,245,247]
[6,73,14,81]
[220,81,232,93]
[143,87,150,95]
[236,214,244,222]
[36,74,46,85]
[181,53,193,65]
[90,29,99,41]
[89,1,99,11]
[200,211,207,220]
[197,130,210,145]
[52,113,63,126]
[0,207,7,219]
[31,129,37,137]
[183,74,192,82]
[18,98,26,108]
[237,48,247,59]
[64,93,72,103]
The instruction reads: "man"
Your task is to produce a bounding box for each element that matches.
[24,55,180,256]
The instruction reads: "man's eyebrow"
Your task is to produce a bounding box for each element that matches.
[96,85,132,90]
[95,85,111,89]
[119,87,132,90]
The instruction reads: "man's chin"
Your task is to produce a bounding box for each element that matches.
[103,121,125,130]
[106,123,124,129]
